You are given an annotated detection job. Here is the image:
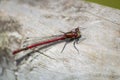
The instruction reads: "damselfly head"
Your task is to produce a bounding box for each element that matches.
[75,27,81,38]
[75,27,79,32]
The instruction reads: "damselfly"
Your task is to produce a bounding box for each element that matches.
[13,27,83,55]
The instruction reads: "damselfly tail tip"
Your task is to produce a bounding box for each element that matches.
[13,49,22,55]
[13,50,18,55]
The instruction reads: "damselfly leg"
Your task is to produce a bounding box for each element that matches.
[61,41,68,53]
[73,39,79,53]
[61,39,80,53]
[61,38,80,53]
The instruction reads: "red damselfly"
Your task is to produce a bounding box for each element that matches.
[13,27,83,55]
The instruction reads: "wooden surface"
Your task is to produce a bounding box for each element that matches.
[0,0,120,80]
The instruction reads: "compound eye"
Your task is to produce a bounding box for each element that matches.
[75,28,79,32]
